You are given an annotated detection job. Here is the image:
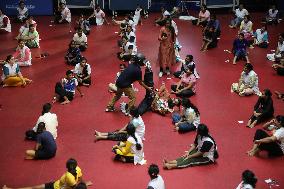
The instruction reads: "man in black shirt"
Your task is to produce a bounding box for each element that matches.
[106,53,153,114]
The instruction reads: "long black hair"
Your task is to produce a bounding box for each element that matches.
[164,19,175,41]
[197,124,217,153]
[242,170,257,188]
[66,158,78,179]
[181,98,200,116]
[130,107,140,118]
[36,122,46,134]
[276,115,284,127]
[126,123,142,150]
[42,103,52,115]
[148,164,159,179]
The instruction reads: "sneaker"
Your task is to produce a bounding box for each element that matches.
[105,107,115,112]
[159,72,163,77]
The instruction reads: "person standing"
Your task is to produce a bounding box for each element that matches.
[106,53,153,114]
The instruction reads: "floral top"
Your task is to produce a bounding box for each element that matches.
[239,70,260,94]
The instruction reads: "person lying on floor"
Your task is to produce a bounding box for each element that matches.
[262,115,284,131]
[272,52,284,76]
[112,123,146,165]
[232,33,250,65]
[267,33,284,62]
[247,118,284,157]
[53,70,84,105]
[200,26,218,52]
[55,2,71,24]
[25,103,58,140]
[163,124,218,169]
[171,65,197,98]
[95,107,145,141]
[3,159,92,189]
[236,170,257,189]
[74,57,91,87]
[13,39,32,66]
[151,83,173,116]
[109,63,126,93]
[231,63,261,96]
[251,24,268,48]
[25,122,57,160]
[73,28,88,51]
[174,55,200,79]
[65,40,82,66]
[172,98,200,133]
[147,164,166,189]
[246,89,274,128]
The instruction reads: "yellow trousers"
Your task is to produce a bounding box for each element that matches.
[3,76,29,87]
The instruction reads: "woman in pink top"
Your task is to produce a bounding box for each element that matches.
[13,39,32,66]
[197,5,210,27]
[171,66,196,98]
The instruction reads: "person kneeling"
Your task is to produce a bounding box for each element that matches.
[163,124,218,169]
[25,122,57,160]
[53,70,84,105]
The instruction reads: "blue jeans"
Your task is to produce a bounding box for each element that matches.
[172,113,182,124]
[172,113,196,133]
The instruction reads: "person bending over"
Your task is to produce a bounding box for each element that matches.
[105,53,153,114]
[147,164,165,189]
[25,122,57,160]
[53,70,84,105]
[26,103,58,140]
[3,158,92,189]
[74,57,91,86]
[112,123,146,165]
[236,170,257,189]
[231,63,260,96]
[247,89,274,128]
[163,124,218,169]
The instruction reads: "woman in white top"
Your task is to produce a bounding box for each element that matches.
[112,123,145,165]
[55,3,71,23]
[267,33,284,62]
[26,103,58,140]
[236,170,257,189]
[13,39,32,66]
[1,55,31,87]
[16,1,29,23]
[231,63,260,96]
[129,107,145,140]
[147,164,165,189]
[88,5,108,26]
[229,4,249,28]
[239,15,253,39]
[74,57,91,86]
[0,9,11,33]
[266,5,279,25]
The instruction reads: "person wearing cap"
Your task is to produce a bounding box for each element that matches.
[106,53,153,114]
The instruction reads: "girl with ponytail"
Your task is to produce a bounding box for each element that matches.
[112,123,146,165]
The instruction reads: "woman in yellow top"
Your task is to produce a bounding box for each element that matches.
[3,159,92,189]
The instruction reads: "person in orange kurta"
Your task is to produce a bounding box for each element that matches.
[158,19,176,77]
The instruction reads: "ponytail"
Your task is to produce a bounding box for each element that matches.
[66,158,78,179]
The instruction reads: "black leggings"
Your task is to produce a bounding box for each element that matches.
[55,82,74,102]
[250,112,273,125]
[254,129,283,157]
[171,85,195,98]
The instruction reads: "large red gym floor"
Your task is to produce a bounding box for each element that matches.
[0,12,283,189]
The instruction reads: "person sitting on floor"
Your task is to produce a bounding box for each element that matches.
[95,107,145,141]
[151,82,172,116]
[13,39,32,66]
[174,55,200,79]
[155,7,170,26]
[236,170,257,189]
[73,28,88,51]
[172,98,200,133]
[239,15,253,40]
[112,123,146,165]
[171,65,197,98]
[0,9,11,33]
[232,33,250,64]
[267,33,284,62]
[247,89,274,128]
[1,55,32,87]
[195,5,210,27]
[262,115,284,131]
[205,14,221,37]
[229,4,249,28]
[65,40,82,66]
[25,122,57,160]
[25,103,58,141]
[265,5,279,25]
[15,18,29,40]
[76,14,90,35]
[88,5,109,26]
[125,25,136,44]
[74,57,91,86]
[2,159,92,189]
[53,70,84,105]
[247,119,284,157]
[16,1,28,23]
[55,2,71,24]
[272,52,284,76]
[109,63,126,93]
[147,164,165,189]
[231,63,260,96]
[200,26,217,51]
[163,124,218,169]
[251,24,268,48]
[21,24,40,48]
[275,91,284,101]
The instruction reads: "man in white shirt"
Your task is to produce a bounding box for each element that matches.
[147,164,165,189]
[73,28,88,51]
[229,4,249,28]
[88,5,109,25]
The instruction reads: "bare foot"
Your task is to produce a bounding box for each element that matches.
[61,100,70,105]
[233,62,237,65]
[3,185,9,189]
